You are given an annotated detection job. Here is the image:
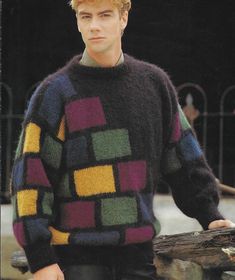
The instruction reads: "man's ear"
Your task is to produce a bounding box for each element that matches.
[120,11,129,31]
[76,13,81,32]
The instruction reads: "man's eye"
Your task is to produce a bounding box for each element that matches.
[81,15,91,19]
[101,13,111,17]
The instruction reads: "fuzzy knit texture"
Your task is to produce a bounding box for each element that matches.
[11,53,223,273]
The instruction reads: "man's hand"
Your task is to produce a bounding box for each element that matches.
[208,219,235,230]
[33,263,64,280]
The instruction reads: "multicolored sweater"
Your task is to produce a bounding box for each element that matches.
[11,54,223,273]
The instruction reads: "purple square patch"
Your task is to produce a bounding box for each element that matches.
[118,160,147,192]
[170,112,181,142]
[26,158,51,187]
[65,97,106,132]
[60,201,95,230]
[125,226,154,244]
[13,222,26,246]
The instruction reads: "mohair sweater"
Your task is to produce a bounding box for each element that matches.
[11,54,223,273]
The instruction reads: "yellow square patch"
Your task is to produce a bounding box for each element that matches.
[17,189,38,216]
[74,165,116,197]
[23,123,41,153]
[49,226,69,245]
[57,116,65,141]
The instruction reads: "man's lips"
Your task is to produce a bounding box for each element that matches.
[89,37,105,41]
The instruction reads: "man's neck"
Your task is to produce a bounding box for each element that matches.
[80,49,124,67]
[86,48,123,67]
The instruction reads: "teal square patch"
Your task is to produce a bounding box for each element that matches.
[92,129,131,160]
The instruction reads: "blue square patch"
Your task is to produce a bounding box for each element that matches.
[65,136,88,168]
[179,133,202,162]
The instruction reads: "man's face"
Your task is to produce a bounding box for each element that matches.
[76,0,128,55]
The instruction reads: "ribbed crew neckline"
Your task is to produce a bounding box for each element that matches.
[66,53,131,80]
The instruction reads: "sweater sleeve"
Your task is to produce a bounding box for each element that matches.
[11,78,65,273]
[159,72,224,230]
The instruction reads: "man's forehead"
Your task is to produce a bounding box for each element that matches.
[77,0,116,13]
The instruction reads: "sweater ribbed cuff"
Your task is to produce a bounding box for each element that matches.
[24,242,58,273]
[196,204,224,230]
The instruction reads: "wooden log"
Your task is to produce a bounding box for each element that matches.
[153,228,235,271]
[11,228,235,278]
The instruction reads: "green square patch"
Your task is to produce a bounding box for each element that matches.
[178,105,191,131]
[57,174,71,198]
[101,197,137,226]
[41,135,62,169]
[162,147,182,174]
[92,129,131,161]
[14,130,24,160]
[42,192,54,215]
[11,195,17,221]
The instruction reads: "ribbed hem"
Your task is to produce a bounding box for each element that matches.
[54,241,153,267]
[196,204,224,230]
[24,242,58,273]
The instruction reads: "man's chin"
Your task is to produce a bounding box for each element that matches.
[90,48,108,54]
[86,44,109,54]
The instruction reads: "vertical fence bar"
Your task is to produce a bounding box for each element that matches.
[219,85,235,182]
[1,82,40,203]
[24,81,40,109]
[177,83,208,156]
[1,82,13,200]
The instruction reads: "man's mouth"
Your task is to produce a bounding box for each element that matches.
[89,37,105,41]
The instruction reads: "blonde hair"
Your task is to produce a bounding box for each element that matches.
[70,0,131,14]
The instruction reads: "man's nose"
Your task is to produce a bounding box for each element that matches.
[90,17,101,31]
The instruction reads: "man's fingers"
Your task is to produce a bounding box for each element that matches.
[58,271,65,280]
[222,219,235,228]
[208,219,235,229]
[209,220,225,229]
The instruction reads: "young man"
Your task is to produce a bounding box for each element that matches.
[11,0,234,279]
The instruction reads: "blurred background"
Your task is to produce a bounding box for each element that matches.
[1,0,235,279]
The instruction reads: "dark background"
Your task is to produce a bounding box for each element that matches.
[2,0,235,196]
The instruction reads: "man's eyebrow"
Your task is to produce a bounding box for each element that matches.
[78,10,113,16]
[78,11,92,16]
[97,9,114,15]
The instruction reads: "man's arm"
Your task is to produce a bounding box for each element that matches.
[159,72,234,230]
[11,79,65,274]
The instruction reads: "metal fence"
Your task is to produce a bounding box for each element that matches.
[1,82,235,202]
[177,83,235,183]
[1,82,39,202]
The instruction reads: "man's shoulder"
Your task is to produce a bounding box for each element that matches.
[26,65,69,116]
[35,56,80,99]
[41,62,71,90]
[124,53,169,80]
